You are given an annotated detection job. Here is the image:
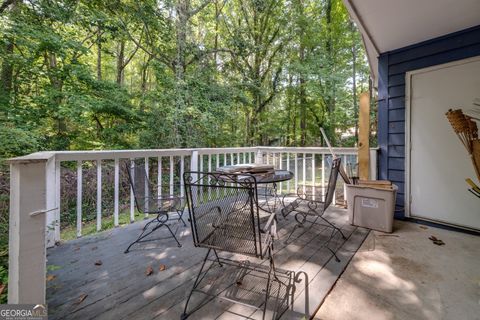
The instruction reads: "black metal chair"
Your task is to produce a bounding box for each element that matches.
[124,161,186,253]
[182,171,280,320]
[281,158,346,261]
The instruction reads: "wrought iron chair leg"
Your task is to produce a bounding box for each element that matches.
[124,214,182,253]
[124,220,158,253]
[213,249,223,267]
[319,215,346,239]
[164,223,182,247]
[177,209,187,227]
[326,246,341,262]
[181,248,212,320]
[263,262,273,320]
[263,245,280,320]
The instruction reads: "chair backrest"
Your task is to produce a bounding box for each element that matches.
[125,161,177,214]
[183,171,266,259]
[323,158,341,210]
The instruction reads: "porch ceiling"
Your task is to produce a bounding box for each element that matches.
[343,0,480,82]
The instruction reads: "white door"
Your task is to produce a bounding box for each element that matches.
[406,56,480,230]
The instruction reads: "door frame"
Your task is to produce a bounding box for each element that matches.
[404,55,480,227]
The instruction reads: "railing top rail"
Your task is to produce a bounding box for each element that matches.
[8,146,375,163]
[256,146,375,154]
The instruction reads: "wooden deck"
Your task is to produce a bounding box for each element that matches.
[46,207,369,320]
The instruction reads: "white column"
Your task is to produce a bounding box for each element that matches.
[8,160,48,304]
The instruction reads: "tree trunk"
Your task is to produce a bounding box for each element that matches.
[116,40,125,85]
[96,25,102,81]
[45,52,68,149]
[351,23,358,140]
[325,0,335,114]
[0,0,17,111]
[299,44,307,146]
[0,36,13,109]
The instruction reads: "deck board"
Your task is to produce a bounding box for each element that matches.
[46,207,369,320]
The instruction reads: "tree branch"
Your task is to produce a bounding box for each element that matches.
[189,0,212,17]
[0,0,14,15]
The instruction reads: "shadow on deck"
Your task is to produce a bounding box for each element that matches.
[46,207,369,320]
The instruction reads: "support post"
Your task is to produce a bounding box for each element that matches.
[358,92,371,180]
[8,159,48,304]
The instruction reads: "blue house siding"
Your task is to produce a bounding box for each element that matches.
[377,25,480,218]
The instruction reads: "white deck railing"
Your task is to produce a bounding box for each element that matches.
[7,146,377,304]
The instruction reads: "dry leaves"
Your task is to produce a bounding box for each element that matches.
[74,293,88,306]
[73,247,80,252]
[419,225,428,230]
[159,264,167,272]
[429,235,445,246]
[46,274,56,282]
[91,246,98,251]
[94,260,103,266]
[145,266,154,276]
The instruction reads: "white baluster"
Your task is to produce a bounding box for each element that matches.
[114,158,120,225]
[76,160,83,237]
[96,160,102,231]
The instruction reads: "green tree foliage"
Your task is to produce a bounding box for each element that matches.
[0,0,370,158]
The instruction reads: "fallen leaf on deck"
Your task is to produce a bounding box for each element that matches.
[46,274,56,282]
[91,246,98,251]
[146,266,154,276]
[159,264,167,271]
[74,293,87,306]
[94,260,103,266]
[419,226,428,230]
[74,247,80,252]
[428,235,445,246]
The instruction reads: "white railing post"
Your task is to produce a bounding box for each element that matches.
[54,160,61,242]
[76,160,83,237]
[45,157,57,247]
[8,159,49,304]
[190,150,199,180]
[255,149,263,164]
[130,159,135,222]
[114,158,120,225]
[96,160,102,231]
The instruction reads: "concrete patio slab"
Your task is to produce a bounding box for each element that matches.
[315,220,480,320]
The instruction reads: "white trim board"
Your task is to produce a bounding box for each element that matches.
[405,56,480,231]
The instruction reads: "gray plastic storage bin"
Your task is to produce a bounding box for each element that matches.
[346,184,398,233]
